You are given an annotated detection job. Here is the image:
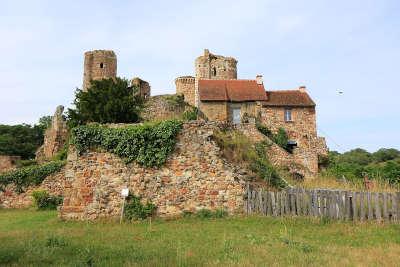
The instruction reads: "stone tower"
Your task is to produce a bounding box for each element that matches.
[195,49,237,80]
[175,76,195,106]
[82,50,117,91]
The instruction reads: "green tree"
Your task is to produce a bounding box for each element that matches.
[37,115,52,132]
[372,148,400,163]
[67,78,143,127]
[0,124,44,159]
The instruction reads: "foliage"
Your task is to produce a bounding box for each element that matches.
[165,94,185,108]
[67,78,144,128]
[213,130,287,189]
[323,148,400,185]
[37,116,53,132]
[15,159,37,168]
[32,190,63,210]
[256,123,291,153]
[0,124,44,159]
[182,107,198,121]
[0,160,65,193]
[123,194,156,220]
[70,120,183,167]
[195,209,228,219]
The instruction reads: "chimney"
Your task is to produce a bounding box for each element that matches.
[204,49,210,57]
[256,75,263,85]
[299,85,306,92]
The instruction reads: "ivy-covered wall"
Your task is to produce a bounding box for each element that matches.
[60,121,249,220]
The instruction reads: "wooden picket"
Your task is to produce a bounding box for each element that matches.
[245,184,400,223]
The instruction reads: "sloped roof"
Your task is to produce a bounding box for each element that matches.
[263,90,315,107]
[198,79,267,102]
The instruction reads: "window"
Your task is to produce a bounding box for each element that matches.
[284,108,292,122]
[100,63,104,68]
[212,67,217,76]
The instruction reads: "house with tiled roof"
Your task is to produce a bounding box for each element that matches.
[175,49,328,176]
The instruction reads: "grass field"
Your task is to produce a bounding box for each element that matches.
[1,209,400,266]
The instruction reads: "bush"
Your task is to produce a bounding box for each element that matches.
[182,107,198,121]
[124,194,156,220]
[195,209,228,219]
[32,190,63,210]
[256,124,291,153]
[67,77,144,128]
[0,160,65,193]
[71,120,183,167]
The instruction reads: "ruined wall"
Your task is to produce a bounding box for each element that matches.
[175,76,195,106]
[60,122,248,220]
[199,102,229,121]
[36,106,68,163]
[141,95,189,122]
[83,50,117,91]
[195,49,237,80]
[131,77,151,99]
[0,169,66,208]
[0,155,20,174]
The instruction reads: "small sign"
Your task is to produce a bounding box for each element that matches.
[121,188,129,197]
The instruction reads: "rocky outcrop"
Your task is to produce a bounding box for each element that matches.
[36,106,68,162]
[60,121,249,220]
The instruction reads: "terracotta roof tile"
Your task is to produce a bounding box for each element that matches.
[263,90,315,107]
[199,79,267,102]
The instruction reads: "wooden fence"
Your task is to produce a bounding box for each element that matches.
[245,185,400,222]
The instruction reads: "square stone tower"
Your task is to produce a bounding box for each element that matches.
[82,50,117,91]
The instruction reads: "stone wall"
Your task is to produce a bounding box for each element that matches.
[195,49,237,80]
[36,106,68,162]
[83,50,117,91]
[131,77,151,99]
[0,169,66,208]
[199,102,229,121]
[141,95,189,122]
[175,76,195,106]
[60,121,249,220]
[0,155,20,174]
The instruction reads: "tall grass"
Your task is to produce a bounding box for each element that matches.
[1,209,400,266]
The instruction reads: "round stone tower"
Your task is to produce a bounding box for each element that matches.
[175,76,195,106]
[195,49,237,80]
[82,50,117,91]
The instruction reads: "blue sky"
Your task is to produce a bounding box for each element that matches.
[1,0,399,152]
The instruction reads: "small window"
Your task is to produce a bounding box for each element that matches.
[284,108,292,122]
[212,67,217,76]
[100,63,104,68]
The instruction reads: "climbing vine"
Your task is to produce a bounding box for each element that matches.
[70,119,183,167]
[0,160,66,193]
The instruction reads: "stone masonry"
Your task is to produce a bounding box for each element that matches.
[36,105,68,162]
[60,121,249,220]
[83,50,117,91]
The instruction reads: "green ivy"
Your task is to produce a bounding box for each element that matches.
[0,160,65,193]
[71,119,183,167]
[124,194,156,220]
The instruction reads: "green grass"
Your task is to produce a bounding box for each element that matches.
[1,209,400,266]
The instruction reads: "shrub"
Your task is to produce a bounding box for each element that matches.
[71,120,183,167]
[32,190,63,210]
[182,107,198,121]
[256,124,291,153]
[195,209,228,219]
[0,160,65,193]
[124,194,156,220]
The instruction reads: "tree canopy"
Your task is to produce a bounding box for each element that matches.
[67,78,143,128]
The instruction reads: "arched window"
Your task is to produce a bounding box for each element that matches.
[212,67,217,76]
[100,63,104,68]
